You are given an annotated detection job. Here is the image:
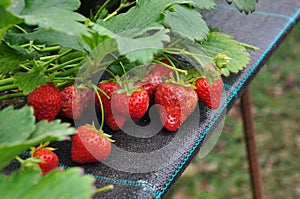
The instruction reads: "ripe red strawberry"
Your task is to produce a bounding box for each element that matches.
[71,124,113,164]
[111,87,149,121]
[195,77,223,109]
[79,87,91,109]
[60,85,83,119]
[155,82,198,131]
[137,62,174,96]
[28,84,62,121]
[95,81,125,130]
[31,143,59,175]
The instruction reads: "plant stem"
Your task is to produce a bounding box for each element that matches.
[41,49,73,68]
[94,185,114,193]
[238,42,260,51]
[94,0,112,21]
[14,25,28,34]
[0,92,26,101]
[153,60,187,75]
[93,85,105,130]
[0,77,14,86]
[0,84,18,92]
[54,67,79,77]
[40,45,61,52]
[46,57,84,73]
[103,1,136,22]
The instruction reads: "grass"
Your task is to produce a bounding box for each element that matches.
[165,24,300,199]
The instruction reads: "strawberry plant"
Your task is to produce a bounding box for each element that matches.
[0,0,259,197]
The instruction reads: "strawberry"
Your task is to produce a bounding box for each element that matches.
[111,87,149,121]
[95,81,125,130]
[28,84,62,121]
[137,62,174,96]
[195,77,223,109]
[31,142,59,175]
[79,87,91,109]
[71,124,113,164]
[60,85,83,119]
[155,82,198,132]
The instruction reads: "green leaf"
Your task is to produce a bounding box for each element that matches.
[191,0,216,10]
[0,167,95,199]
[226,0,257,13]
[99,0,194,33]
[0,6,23,41]
[8,0,90,37]
[14,72,48,95]
[0,106,35,143]
[164,4,209,41]
[20,0,81,12]
[197,32,250,76]
[93,23,170,64]
[0,0,11,8]
[25,29,86,52]
[0,42,37,74]
[0,106,75,170]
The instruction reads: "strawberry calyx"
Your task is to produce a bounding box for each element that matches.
[164,72,196,89]
[89,123,115,143]
[30,141,56,157]
[115,75,141,96]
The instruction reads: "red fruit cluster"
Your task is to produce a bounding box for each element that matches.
[28,84,91,121]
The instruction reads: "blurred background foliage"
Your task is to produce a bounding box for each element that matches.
[166,23,300,199]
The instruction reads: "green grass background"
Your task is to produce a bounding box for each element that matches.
[166,24,300,199]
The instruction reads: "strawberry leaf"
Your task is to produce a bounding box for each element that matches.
[0,167,95,199]
[226,0,257,13]
[23,29,87,52]
[164,4,209,41]
[93,24,170,64]
[0,6,23,41]
[14,72,49,95]
[99,0,195,33]
[0,106,35,144]
[0,106,75,170]
[0,42,37,74]
[192,32,250,77]
[191,0,216,10]
[9,0,90,37]
[0,0,11,8]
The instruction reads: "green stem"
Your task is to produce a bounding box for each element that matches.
[14,25,28,34]
[0,92,26,101]
[94,185,114,194]
[41,49,73,68]
[93,85,105,130]
[153,60,187,75]
[167,38,183,48]
[53,77,76,81]
[103,1,136,21]
[163,55,180,80]
[0,77,14,86]
[0,84,18,92]
[46,57,84,73]
[40,55,59,61]
[40,45,61,52]
[19,64,31,71]
[238,42,260,51]
[94,0,112,21]
[54,67,79,77]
